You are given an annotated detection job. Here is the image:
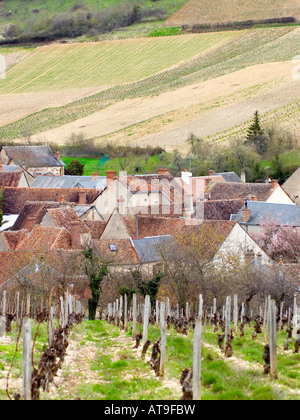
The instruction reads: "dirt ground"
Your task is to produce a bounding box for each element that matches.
[19,61,299,150]
[0,86,110,126]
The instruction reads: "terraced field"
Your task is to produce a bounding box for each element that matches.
[0,26,299,149]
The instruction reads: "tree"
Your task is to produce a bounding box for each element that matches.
[253,218,300,263]
[66,159,85,176]
[245,111,268,155]
[131,270,163,308]
[82,247,109,320]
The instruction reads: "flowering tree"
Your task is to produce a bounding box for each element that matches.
[253,217,300,263]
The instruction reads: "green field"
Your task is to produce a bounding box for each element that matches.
[62,152,173,175]
[1,31,239,93]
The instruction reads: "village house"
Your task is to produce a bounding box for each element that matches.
[232,201,300,235]
[175,169,243,202]
[98,208,272,273]
[282,167,300,207]
[204,179,294,205]
[30,174,107,190]
[0,165,33,188]
[91,169,192,220]
[0,145,65,176]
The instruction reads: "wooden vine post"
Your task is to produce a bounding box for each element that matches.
[142,295,150,347]
[132,293,137,340]
[233,294,238,335]
[160,301,166,378]
[293,294,298,339]
[193,318,202,400]
[225,296,231,346]
[124,293,128,332]
[269,299,278,380]
[0,291,6,337]
[22,317,32,401]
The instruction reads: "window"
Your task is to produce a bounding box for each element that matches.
[109,244,117,252]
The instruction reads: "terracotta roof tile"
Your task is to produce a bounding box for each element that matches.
[84,220,107,239]
[0,172,23,188]
[16,226,72,251]
[206,182,274,201]
[46,206,90,234]
[194,199,244,220]
[3,187,100,214]
[2,230,28,250]
[11,201,62,231]
[93,239,140,265]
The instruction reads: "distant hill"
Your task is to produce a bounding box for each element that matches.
[0,0,187,43]
[165,0,300,27]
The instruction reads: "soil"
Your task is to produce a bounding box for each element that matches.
[18,61,298,150]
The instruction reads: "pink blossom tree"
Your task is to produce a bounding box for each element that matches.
[254,216,300,263]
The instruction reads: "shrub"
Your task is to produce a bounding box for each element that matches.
[66,159,85,175]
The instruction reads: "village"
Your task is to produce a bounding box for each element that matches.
[0,144,299,313]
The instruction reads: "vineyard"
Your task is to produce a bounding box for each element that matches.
[1,290,300,400]
[0,26,299,149]
[165,0,300,27]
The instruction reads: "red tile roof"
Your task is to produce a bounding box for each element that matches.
[2,230,28,250]
[16,226,72,251]
[46,206,90,234]
[206,182,275,201]
[0,172,23,188]
[93,239,140,265]
[3,187,100,214]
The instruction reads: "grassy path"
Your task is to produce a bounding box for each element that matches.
[41,320,300,400]
[1,320,299,400]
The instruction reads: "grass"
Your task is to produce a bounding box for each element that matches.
[61,152,173,175]
[0,0,188,32]
[1,31,238,93]
[1,319,300,400]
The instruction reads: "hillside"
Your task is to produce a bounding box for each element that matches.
[0,26,299,151]
[165,0,300,27]
[0,0,188,43]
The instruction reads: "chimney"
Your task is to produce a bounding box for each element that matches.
[243,203,250,223]
[106,171,117,181]
[183,194,194,219]
[70,221,83,249]
[271,179,278,189]
[158,168,168,176]
[204,178,211,189]
[117,195,126,215]
[56,150,60,161]
[241,171,246,183]
[79,189,86,205]
[209,170,215,177]
[250,195,257,201]
[0,164,2,172]
[91,173,98,181]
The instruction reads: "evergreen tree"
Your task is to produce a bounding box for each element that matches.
[245,111,268,155]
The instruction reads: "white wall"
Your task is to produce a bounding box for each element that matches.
[267,186,294,205]
[214,223,271,266]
